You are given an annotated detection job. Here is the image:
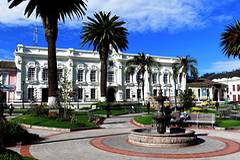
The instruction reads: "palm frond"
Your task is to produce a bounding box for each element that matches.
[221,20,240,59]
[8,0,87,21]
[81,11,128,54]
[178,55,198,80]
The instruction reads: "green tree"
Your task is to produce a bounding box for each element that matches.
[81,11,128,101]
[179,89,195,111]
[8,0,87,108]
[127,53,161,103]
[59,69,74,119]
[178,55,198,83]
[221,20,240,58]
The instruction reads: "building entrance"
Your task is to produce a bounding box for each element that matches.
[42,88,48,102]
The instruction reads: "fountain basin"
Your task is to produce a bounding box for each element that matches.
[128,128,197,148]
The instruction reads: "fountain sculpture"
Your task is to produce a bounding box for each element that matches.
[129,88,197,148]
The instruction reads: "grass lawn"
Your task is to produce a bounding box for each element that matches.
[216,119,240,128]
[94,106,155,116]
[94,109,129,116]
[134,114,154,125]
[12,112,96,129]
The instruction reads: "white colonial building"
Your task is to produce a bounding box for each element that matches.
[14,44,186,106]
[213,77,240,102]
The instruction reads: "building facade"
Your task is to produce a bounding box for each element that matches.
[14,44,186,106]
[0,61,17,104]
[213,77,240,102]
[188,79,227,102]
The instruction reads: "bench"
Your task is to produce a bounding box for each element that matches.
[87,109,105,127]
[185,113,216,128]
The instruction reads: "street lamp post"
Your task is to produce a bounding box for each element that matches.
[22,81,25,109]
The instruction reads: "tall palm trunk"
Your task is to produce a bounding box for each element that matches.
[42,16,59,108]
[174,79,177,112]
[141,71,145,104]
[99,45,109,101]
[148,71,152,96]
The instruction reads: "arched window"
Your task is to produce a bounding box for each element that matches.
[90,70,96,82]
[125,72,130,83]
[163,73,168,84]
[57,68,63,80]
[108,71,114,82]
[28,67,35,81]
[42,68,48,81]
[152,73,157,84]
[77,69,84,82]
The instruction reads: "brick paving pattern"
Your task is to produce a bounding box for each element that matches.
[7,113,240,160]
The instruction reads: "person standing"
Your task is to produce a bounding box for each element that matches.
[215,102,219,112]
[9,103,14,116]
[147,101,150,114]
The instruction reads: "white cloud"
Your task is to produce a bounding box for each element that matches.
[203,60,240,73]
[0,1,39,26]
[0,0,236,32]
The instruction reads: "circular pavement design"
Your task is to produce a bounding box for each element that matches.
[90,135,240,159]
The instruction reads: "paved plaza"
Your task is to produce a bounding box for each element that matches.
[8,114,240,160]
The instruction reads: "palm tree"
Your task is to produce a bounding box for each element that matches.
[221,20,240,58]
[178,55,198,86]
[8,0,87,108]
[127,53,161,103]
[81,11,128,101]
[172,63,180,111]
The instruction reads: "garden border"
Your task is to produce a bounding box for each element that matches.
[20,123,101,132]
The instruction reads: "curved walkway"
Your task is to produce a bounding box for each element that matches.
[9,113,240,160]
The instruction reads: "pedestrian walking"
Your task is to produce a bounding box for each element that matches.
[9,103,14,116]
[147,101,150,114]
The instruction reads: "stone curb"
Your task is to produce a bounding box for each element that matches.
[90,136,240,159]
[20,123,100,133]
[130,119,152,128]
[131,120,240,132]
[214,126,227,130]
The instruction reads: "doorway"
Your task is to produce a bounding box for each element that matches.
[42,88,48,102]
[213,89,219,101]
[107,87,116,102]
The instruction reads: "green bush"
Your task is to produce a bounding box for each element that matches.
[0,148,23,160]
[59,108,76,121]
[25,104,49,117]
[179,90,195,111]
[0,121,39,146]
[95,101,109,110]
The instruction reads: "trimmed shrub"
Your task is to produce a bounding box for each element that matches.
[25,104,49,117]
[0,148,23,160]
[0,121,39,146]
[95,101,109,110]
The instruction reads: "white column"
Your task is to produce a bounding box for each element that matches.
[218,89,220,102]
[15,56,23,101]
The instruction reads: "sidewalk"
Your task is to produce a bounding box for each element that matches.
[7,113,240,160]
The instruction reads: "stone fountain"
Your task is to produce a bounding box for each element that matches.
[129,88,197,148]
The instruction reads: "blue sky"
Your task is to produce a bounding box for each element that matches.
[0,0,240,75]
